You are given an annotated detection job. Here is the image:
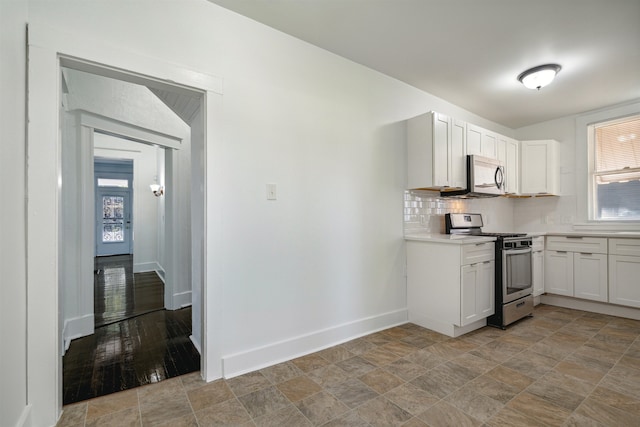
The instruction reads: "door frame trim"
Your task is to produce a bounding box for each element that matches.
[27,23,224,426]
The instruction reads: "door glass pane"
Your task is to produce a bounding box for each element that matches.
[97,178,129,188]
[506,252,532,294]
[102,196,125,242]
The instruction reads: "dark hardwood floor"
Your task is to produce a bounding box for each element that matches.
[94,255,165,327]
[62,255,200,405]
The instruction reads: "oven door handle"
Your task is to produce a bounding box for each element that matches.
[503,248,532,255]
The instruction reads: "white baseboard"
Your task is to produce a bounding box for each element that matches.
[133,261,161,273]
[222,308,408,379]
[15,404,32,427]
[63,314,94,354]
[190,334,202,355]
[540,294,640,320]
[172,291,192,309]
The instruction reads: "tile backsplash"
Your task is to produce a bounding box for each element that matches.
[404,190,515,234]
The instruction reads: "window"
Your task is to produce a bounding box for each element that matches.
[590,115,640,221]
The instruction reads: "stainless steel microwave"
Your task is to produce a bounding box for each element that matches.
[442,155,505,198]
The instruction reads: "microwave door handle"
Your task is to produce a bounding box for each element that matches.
[494,166,504,189]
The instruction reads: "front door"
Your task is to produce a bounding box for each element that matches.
[96,188,132,256]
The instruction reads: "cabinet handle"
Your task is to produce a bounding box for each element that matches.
[556,251,567,254]
[483,261,491,264]
[580,252,593,255]
[475,243,486,246]
[516,301,526,308]
[566,236,583,239]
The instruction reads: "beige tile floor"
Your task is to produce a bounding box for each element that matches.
[57,304,640,426]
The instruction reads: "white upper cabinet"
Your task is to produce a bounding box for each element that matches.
[407,112,466,190]
[466,123,496,159]
[497,135,520,194]
[467,123,498,159]
[450,118,467,189]
[481,130,497,159]
[466,123,482,156]
[520,139,559,196]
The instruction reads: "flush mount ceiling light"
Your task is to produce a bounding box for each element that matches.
[517,64,562,90]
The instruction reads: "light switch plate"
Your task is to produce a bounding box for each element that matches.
[266,183,277,200]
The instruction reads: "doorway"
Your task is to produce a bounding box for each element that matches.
[26,25,224,425]
[59,67,203,403]
[95,158,133,257]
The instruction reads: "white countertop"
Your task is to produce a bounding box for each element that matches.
[404,230,640,244]
[545,231,640,238]
[404,232,496,245]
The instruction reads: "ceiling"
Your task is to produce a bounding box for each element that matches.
[209,0,640,129]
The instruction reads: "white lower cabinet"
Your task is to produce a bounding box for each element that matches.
[461,260,495,325]
[545,236,608,302]
[531,236,544,297]
[574,253,608,301]
[609,239,640,308]
[545,250,574,296]
[532,250,544,297]
[406,240,495,337]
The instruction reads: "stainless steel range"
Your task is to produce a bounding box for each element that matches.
[445,213,533,329]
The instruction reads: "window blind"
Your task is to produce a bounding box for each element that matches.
[595,116,640,175]
[593,115,640,220]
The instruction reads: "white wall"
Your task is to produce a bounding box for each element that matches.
[0,0,29,426]
[64,68,190,142]
[514,100,640,232]
[13,1,525,424]
[190,107,205,350]
[60,110,96,349]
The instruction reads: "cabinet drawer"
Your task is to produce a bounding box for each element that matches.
[609,239,640,257]
[462,242,494,265]
[546,236,607,254]
[531,236,544,251]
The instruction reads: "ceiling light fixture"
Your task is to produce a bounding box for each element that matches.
[517,64,562,90]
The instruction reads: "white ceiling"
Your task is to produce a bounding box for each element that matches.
[209,0,640,129]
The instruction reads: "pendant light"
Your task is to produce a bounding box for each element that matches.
[517,64,561,90]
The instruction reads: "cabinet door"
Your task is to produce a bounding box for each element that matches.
[574,253,608,302]
[466,124,482,156]
[477,260,495,317]
[461,261,494,326]
[450,118,467,189]
[532,250,544,296]
[545,250,573,296]
[609,255,640,308]
[481,130,497,159]
[505,139,519,194]
[433,113,450,187]
[461,264,480,326]
[520,140,558,195]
